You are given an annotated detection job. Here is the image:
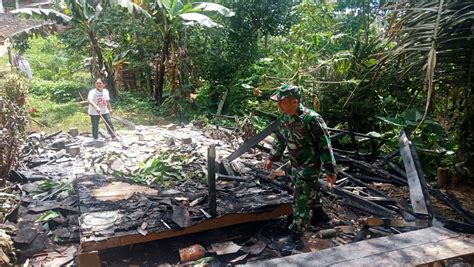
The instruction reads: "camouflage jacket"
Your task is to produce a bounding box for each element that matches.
[269,104,337,178]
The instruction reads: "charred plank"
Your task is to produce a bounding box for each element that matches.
[399,130,433,219]
[208,145,217,216]
[226,121,278,162]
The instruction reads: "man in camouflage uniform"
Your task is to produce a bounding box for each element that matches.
[264,84,337,254]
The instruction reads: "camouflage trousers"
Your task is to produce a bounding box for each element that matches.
[289,175,321,234]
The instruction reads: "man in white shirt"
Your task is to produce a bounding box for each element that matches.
[87,78,116,140]
[13,54,33,79]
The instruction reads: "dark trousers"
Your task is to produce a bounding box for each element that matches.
[90,113,115,139]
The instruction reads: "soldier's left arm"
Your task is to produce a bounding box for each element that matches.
[308,116,337,177]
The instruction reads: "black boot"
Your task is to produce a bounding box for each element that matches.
[310,207,331,226]
[281,232,304,256]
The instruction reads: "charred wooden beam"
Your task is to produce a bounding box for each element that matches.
[363,197,397,206]
[429,188,474,225]
[445,191,474,222]
[339,171,392,199]
[327,128,389,141]
[41,130,62,141]
[207,145,217,216]
[226,121,278,162]
[443,220,474,234]
[348,121,360,156]
[221,159,235,176]
[387,162,407,178]
[373,151,407,178]
[319,180,397,218]
[216,174,249,182]
[255,173,294,193]
[329,132,346,141]
[242,163,294,193]
[333,148,360,158]
[335,153,407,186]
[399,130,433,219]
[374,150,400,167]
[348,172,393,184]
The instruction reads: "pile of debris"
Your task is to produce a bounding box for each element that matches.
[3,119,474,265]
[5,121,292,264]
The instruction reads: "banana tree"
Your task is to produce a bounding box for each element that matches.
[150,0,234,104]
[10,0,148,98]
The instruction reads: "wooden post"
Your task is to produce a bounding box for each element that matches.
[208,145,217,216]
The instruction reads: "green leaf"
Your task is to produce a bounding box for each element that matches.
[170,0,184,17]
[107,0,151,18]
[179,13,220,28]
[36,210,61,222]
[402,108,423,122]
[11,8,72,24]
[192,2,235,17]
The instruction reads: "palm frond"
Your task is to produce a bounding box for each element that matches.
[10,8,71,24]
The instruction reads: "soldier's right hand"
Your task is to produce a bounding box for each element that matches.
[327,174,336,189]
[263,159,273,171]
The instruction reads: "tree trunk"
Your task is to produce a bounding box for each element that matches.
[88,30,118,98]
[0,0,5,13]
[264,34,268,50]
[155,33,170,105]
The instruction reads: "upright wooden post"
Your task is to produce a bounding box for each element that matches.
[207,144,217,216]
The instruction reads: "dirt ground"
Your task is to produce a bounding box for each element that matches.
[374,182,474,222]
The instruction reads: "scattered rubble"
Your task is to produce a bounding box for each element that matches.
[2,119,473,265]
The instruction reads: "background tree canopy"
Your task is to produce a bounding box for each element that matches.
[7,0,474,180]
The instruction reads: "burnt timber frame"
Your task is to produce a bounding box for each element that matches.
[319,180,397,218]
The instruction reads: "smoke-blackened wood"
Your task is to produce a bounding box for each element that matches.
[226,121,278,162]
[208,145,217,216]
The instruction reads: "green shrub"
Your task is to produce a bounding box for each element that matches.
[24,36,87,81]
[29,79,89,102]
[377,109,456,179]
[3,73,29,102]
[115,91,157,114]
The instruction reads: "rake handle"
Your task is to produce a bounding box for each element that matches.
[79,92,119,137]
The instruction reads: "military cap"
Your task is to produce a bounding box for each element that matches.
[270,84,301,101]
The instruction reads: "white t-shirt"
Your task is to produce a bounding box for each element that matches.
[18,59,32,79]
[88,89,110,115]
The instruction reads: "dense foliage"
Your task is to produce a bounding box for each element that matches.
[8,0,474,181]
